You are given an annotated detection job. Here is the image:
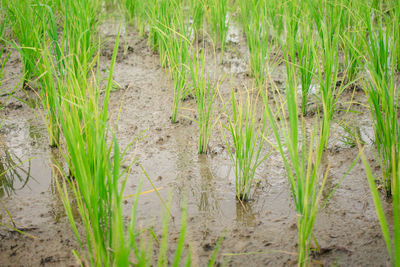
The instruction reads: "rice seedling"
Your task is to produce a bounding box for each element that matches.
[52,26,199,265]
[338,121,365,148]
[189,46,222,154]
[154,6,191,123]
[310,1,345,149]
[0,14,10,88]
[34,3,63,147]
[392,2,400,71]
[296,16,315,116]
[121,0,146,37]
[55,39,119,266]
[239,0,270,87]
[146,0,161,53]
[2,0,46,88]
[188,0,205,38]
[0,45,10,90]
[206,0,229,56]
[263,56,328,266]
[36,45,61,148]
[282,0,316,116]
[222,86,269,201]
[340,0,365,85]
[147,0,182,56]
[2,1,62,147]
[63,0,101,76]
[54,29,149,265]
[360,148,400,267]
[361,4,399,196]
[121,0,136,26]
[264,0,284,42]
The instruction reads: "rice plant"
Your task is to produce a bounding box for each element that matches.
[263,57,328,266]
[283,0,316,116]
[147,0,183,56]
[53,29,145,265]
[37,45,61,147]
[188,0,205,38]
[121,0,136,25]
[2,0,46,88]
[2,0,62,145]
[0,51,9,89]
[0,18,10,88]
[206,0,229,56]
[239,0,270,87]
[63,0,101,77]
[35,4,62,147]
[189,47,221,154]
[392,2,400,71]
[154,5,190,123]
[55,46,118,266]
[121,0,146,37]
[264,0,285,42]
[146,0,161,52]
[361,4,399,196]
[360,149,400,267]
[340,0,365,85]
[310,1,345,149]
[297,16,315,116]
[222,86,269,201]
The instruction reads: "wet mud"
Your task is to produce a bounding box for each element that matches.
[0,18,392,266]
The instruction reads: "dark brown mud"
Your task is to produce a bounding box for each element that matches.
[0,18,391,266]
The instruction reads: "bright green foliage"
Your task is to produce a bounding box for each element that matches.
[3,0,61,146]
[0,18,10,88]
[189,48,221,154]
[362,4,400,197]
[296,17,315,116]
[153,0,190,123]
[2,0,47,86]
[392,1,400,71]
[206,0,229,55]
[63,0,101,77]
[121,0,146,35]
[283,0,315,116]
[340,0,365,84]
[121,0,137,25]
[37,45,61,147]
[309,0,345,149]
[264,0,284,41]
[263,57,328,266]
[55,30,192,266]
[188,0,205,37]
[0,49,8,89]
[147,0,160,52]
[360,150,400,267]
[223,88,269,201]
[36,4,62,147]
[239,0,270,87]
[56,36,120,266]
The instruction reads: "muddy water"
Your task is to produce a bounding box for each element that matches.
[0,18,391,266]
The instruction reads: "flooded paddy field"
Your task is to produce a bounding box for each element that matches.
[0,13,392,266]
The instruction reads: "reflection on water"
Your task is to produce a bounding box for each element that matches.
[236,200,256,227]
[48,148,70,223]
[198,155,220,214]
[0,118,69,224]
[0,148,32,198]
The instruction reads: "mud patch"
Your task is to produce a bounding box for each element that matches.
[0,17,392,267]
